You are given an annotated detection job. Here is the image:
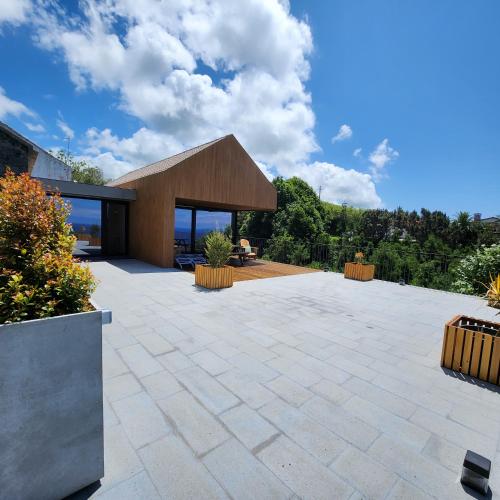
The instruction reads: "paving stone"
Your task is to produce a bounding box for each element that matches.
[220,404,278,451]
[104,373,142,402]
[371,373,452,416]
[98,425,144,494]
[208,341,240,359]
[260,399,346,465]
[310,379,353,405]
[141,371,182,400]
[301,396,379,451]
[103,397,119,427]
[267,357,322,387]
[104,327,139,349]
[157,349,194,372]
[217,369,276,409]
[229,353,279,382]
[158,391,229,456]
[343,396,430,451]
[102,343,129,380]
[118,344,163,378]
[410,406,494,457]
[190,349,232,375]
[342,377,416,419]
[96,471,160,500]
[139,435,228,499]
[330,445,398,500]
[257,435,353,500]
[368,435,466,500]
[175,366,239,414]
[422,434,465,474]
[203,439,290,500]
[265,375,313,407]
[297,356,350,385]
[136,333,175,355]
[176,337,214,355]
[112,392,172,449]
[386,479,432,500]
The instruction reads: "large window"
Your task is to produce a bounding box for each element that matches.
[64,197,102,256]
[174,208,192,254]
[195,210,232,252]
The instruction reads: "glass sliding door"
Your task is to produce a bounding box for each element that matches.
[195,210,232,252]
[63,197,102,256]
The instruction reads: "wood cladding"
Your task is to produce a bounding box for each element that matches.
[114,135,277,267]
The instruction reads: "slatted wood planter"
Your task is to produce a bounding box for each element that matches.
[195,264,233,289]
[344,262,375,282]
[441,315,500,386]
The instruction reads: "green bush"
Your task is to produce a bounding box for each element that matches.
[204,231,232,268]
[451,244,500,295]
[0,171,96,323]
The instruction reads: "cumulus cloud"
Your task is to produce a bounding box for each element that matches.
[18,0,385,208]
[294,161,382,208]
[0,0,31,25]
[368,138,399,181]
[331,124,352,144]
[353,147,362,158]
[0,86,34,119]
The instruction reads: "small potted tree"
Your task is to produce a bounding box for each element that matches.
[0,171,107,499]
[195,231,234,289]
[344,251,375,281]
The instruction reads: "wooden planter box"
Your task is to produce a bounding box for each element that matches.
[195,264,233,289]
[441,315,500,386]
[344,262,375,281]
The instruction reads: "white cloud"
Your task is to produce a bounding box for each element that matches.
[353,147,362,158]
[25,122,45,133]
[331,124,352,144]
[0,86,34,119]
[20,0,385,208]
[56,115,74,140]
[295,161,382,208]
[368,138,399,181]
[0,0,31,25]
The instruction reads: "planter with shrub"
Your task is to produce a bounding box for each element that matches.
[0,171,108,499]
[195,231,234,289]
[344,252,375,281]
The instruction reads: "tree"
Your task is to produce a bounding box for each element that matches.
[52,150,108,185]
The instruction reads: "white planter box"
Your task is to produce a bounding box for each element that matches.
[0,308,110,500]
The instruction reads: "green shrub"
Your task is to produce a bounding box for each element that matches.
[0,171,96,323]
[451,244,500,295]
[205,231,232,268]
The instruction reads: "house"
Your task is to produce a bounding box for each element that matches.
[0,121,71,180]
[38,134,276,267]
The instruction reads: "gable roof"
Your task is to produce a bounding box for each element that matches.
[107,135,227,187]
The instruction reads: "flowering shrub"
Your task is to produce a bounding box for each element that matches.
[0,171,95,323]
[451,244,500,295]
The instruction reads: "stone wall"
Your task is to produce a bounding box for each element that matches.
[0,128,30,175]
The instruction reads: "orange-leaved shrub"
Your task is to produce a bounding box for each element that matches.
[0,170,96,323]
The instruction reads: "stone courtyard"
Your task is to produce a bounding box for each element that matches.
[81,259,499,499]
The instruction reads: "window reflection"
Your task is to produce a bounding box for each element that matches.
[195,210,232,252]
[174,208,192,254]
[63,197,102,256]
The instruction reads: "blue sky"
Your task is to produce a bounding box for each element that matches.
[0,0,498,217]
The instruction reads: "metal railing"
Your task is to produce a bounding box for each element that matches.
[242,236,465,291]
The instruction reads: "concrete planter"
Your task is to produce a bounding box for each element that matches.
[0,308,110,500]
[195,264,234,289]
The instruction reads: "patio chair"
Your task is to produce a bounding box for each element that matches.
[191,255,207,266]
[175,256,194,269]
[240,239,258,260]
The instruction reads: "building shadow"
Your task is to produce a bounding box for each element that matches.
[63,481,102,500]
[105,259,182,274]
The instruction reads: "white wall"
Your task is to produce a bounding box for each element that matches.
[31,148,71,181]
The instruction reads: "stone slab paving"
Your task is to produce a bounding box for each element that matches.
[82,259,500,499]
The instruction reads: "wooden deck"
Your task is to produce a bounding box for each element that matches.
[189,259,320,282]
